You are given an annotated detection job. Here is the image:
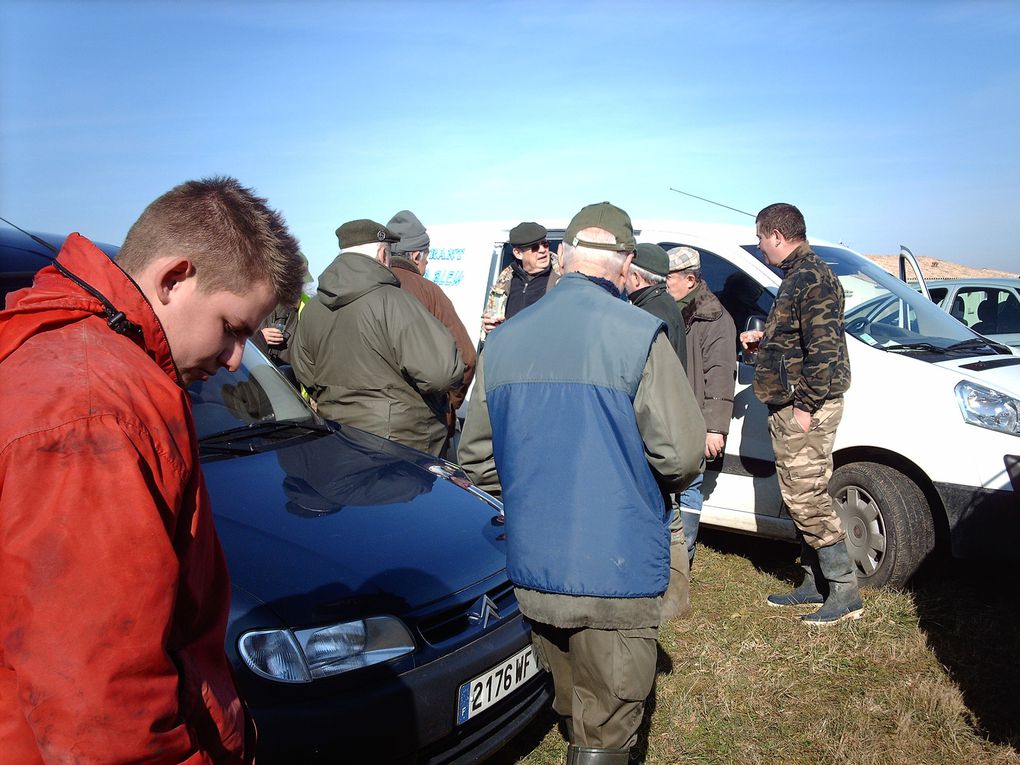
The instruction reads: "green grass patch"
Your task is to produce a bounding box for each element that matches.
[491,531,1019,764]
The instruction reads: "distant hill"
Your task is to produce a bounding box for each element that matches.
[864,254,1017,280]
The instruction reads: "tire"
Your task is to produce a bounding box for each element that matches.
[829,462,934,589]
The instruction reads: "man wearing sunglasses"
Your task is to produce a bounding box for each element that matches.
[480,221,561,338]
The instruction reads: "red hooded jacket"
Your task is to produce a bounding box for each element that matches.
[0,235,248,763]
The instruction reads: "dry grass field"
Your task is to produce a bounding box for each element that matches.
[490,532,1020,765]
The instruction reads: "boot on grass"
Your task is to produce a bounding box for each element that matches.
[802,539,864,625]
[566,745,632,764]
[766,540,826,607]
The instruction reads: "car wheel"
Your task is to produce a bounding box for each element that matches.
[830,462,934,589]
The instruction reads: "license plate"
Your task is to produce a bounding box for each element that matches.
[456,644,541,724]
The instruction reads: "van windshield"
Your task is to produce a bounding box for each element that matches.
[815,246,1005,356]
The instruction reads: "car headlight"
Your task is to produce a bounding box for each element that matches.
[238,616,415,683]
[956,381,1020,437]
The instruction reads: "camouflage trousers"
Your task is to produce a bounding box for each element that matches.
[530,622,657,750]
[768,397,845,549]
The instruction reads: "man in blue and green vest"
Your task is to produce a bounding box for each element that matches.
[460,202,705,764]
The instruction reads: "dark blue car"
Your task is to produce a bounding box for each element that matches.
[1,227,550,763]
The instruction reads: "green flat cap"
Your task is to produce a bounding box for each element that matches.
[633,243,669,277]
[335,219,400,250]
[509,221,547,249]
[564,201,636,253]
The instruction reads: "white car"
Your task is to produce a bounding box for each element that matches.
[426,221,1020,589]
[925,277,1020,348]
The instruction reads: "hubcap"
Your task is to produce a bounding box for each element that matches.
[834,485,887,578]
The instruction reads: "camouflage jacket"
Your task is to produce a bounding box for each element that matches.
[480,256,561,340]
[753,243,850,412]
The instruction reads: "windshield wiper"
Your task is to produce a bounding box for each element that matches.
[944,338,1009,354]
[199,420,328,446]
[199,442,258,456]
[882,342,949,355]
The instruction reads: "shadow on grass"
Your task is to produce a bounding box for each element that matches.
[700,528,1019,749]
[487,706,558,764]
[910,557,1020,749]
[697,527,799,581]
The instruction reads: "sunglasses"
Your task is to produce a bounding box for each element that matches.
[521,240,549,252]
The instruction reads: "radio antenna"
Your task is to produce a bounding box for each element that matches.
[668,188,755,218]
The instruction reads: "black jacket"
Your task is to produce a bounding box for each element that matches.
[630,283,688,371]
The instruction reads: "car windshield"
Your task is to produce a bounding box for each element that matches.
[741,244,1004,356]
[815,246,1007,354]
[188,343,317,440]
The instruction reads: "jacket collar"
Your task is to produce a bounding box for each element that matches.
[778,242,813,275]
[510,259,552,282]
[629,282,667,306]
[560,270,623,299]
[9,233,181,384]
[681,281,723,326]
[389,255,419,274]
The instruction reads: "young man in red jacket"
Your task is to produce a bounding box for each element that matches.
[0,177,304,763]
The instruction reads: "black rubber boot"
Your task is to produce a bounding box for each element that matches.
[802,539,864,625]
[566,745,632,764]
[766,540,826,607]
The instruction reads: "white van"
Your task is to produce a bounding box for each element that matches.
[425,220,1020,589]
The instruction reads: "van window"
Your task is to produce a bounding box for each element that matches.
[658,242,774,348]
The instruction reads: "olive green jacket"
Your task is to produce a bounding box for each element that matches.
[292,252,465,455]
[754,243,851,412]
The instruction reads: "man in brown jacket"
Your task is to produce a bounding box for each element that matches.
[387,210,476,455]
[666,246,737,565]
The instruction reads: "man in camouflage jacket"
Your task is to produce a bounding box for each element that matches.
[480,222,561,340]
[741,203,859,626]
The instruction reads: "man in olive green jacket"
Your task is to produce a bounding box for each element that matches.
[292,219,465,455]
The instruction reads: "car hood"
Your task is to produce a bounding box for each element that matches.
[206,425,507,628]
[935,354,1020,398]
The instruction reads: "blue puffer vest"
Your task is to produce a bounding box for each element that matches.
[484,272,670,598]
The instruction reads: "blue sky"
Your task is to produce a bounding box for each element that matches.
[2,0,1018,277]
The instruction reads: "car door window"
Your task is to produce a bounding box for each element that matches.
[658,242,773,354]
[998,290,1020,334]
[961,288,1011,334]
